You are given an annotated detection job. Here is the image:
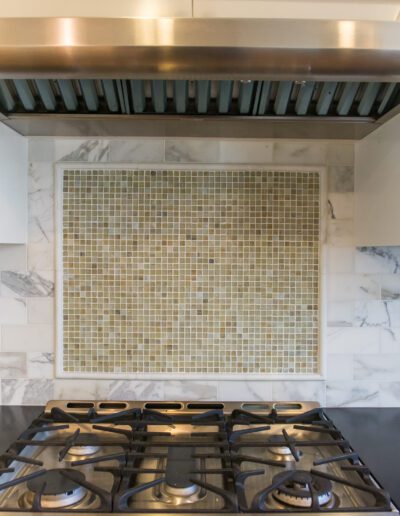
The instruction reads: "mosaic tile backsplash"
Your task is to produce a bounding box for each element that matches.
[62,168,320,375]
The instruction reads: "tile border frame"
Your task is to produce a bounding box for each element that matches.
[55,162,327,380]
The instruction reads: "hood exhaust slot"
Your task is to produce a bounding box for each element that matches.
[1,78,398,119]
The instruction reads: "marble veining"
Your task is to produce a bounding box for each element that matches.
[328,166,354,193]
[1,271,54,297]
[27,352,54,378]
[326,382,380,407]
[379,382,400,406]
[271,381,325,405]
[273,142,326,165]
[0,353,27,378]
[355,300,400,332]
[354,355,400,381]
[1,379,54,405]
[165,140,219,163]
[28,187,54,244]
[108,380,164,400]
[356,247,400,274]
[380,275,400,300]
[163,381,218,401]
[56,139,110,162]
[0,136,394,407]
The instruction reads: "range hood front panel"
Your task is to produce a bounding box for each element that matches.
[0,18,399,81]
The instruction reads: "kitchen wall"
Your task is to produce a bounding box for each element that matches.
[0,137,399,406]
[2,0,399,21]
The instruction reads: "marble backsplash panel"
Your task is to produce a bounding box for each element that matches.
[1,137,398,406]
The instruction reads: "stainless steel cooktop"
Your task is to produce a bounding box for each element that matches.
[0,401,397,516]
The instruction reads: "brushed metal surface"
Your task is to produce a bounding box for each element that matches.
[44,400,321,416]
[0,114,377,139]
[0,18,399,80]
[0,401,397,516]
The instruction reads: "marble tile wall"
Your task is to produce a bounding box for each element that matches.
[0,137,397,407]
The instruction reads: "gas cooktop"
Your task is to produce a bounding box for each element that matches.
[0,401,396,515]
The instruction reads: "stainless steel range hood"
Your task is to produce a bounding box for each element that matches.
[0,17,400,139]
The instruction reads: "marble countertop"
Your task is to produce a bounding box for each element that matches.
[0,406,398,506]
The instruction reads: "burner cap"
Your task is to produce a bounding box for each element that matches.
[267,435,303,459]
[273,470,332,508]
[27,469,85,496]
[26,469,87,509]
[68,433,101,456]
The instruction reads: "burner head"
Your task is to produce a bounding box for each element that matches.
[67,433,101,456]
[267,435,303,460]
[26,469,87,508]
[272,470,333,508]
[155,446,204,505]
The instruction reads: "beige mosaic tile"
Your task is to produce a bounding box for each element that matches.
[62,169,320,374]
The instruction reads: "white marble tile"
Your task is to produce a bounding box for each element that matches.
[327,274,354,302]
[326,247,354,274]
[108,380,163,400]
[354,300,400,329]
[28,162,54,193]
[27,243,54,271]
[379,382,400,407]
[327,301,354,327]
[380,328,400,353]
[271,381,325,405]
[327,220,354,246]
[327,166,354,193]
[27,352,54,378]
[1,324,54,352]
[354,354,400,381]
[355,247,400,274]
[54,379,111,399]
[28,139,55,162]
[0,297,27,324]
[354,275,380,301]
[28,186,54,244]
[1,379,53,405]
[0,353,27,378]
[327,274,379,302]
[326,327,380,354]
[326,143,354,166]
[219,141,274,163]
[55,139,110,162]
[0,245,27,271]
[165,140,219,163]
[272,142,327,165]
[380,300,400,327]
[218,381,272,401]
[1,271,54,297]
[380,274,400,300]
[327,193,354,220]
[326,355,353,381]
[109,140,164,163]
[163,380,218,400]
[27,298,54,324]
[326,382,379,407]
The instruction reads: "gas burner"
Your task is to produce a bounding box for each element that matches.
[154,446,206,506]
[67,433,101,456]
[156,482,205,506]
[22,469,88,509]
[272,470,336,509]
[267,435,303,460]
